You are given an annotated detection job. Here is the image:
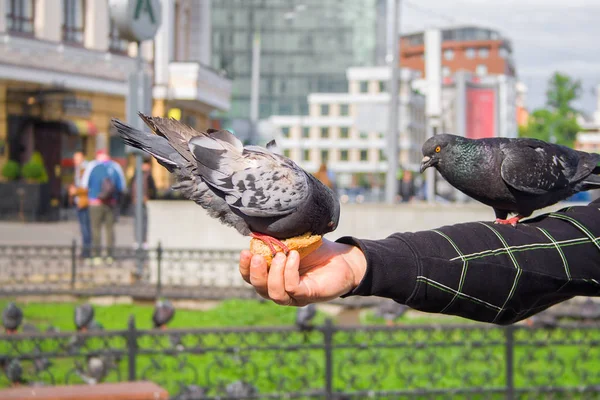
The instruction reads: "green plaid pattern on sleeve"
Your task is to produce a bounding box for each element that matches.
[339,202,600,325]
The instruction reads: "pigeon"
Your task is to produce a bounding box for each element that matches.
[225,380,257,398]
[3,359,24,386]
[295,304,317,331]
[375,299,408,326]
[420,134,600,225]
[152,299,175,329]
[74,304,95,332]
[112,114,340,254]
[2,303,23,334]
[173,384,208,400]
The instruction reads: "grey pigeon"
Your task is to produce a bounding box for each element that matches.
[295,304,317,331]
[421,134,600,225]
[74,304,94,331]
[153,299,175,329]
[174,384,208,400]
[2,303,23,333]
[4,359,24,385]
[376,299,408,326]
[112,114,340,254]
[225,380,257,398]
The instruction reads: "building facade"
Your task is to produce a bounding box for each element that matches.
[575,84,600,153]
[401,26,516,79]
[0,0,231,214]
[265,66,426,193]
[211,0,377,120]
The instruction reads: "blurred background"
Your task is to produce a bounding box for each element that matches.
[0,0,599,398]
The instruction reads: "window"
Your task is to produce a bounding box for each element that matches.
[359,81,368,93]
[476,64,488,76]
[283,149,291,158]
[302,127,310,138]
[321,127,329,138]
[360,150,368,161]
[302,149,310,161]
[379,149,387,161]
[320,104,330,116]
[443,49,454,60]
[442,66,451,77]
[321,150,329,163]
[6,0,34,34]
[340,150,349,161]
[478,48,489,58]
[63,0,85,44]
[378,81,386,93]
[340,127,349,138]
[109,18,129,54]
[498,47,509,59]
[465,48,475,59]
[340,104,349,116]
[359,132,368,140]
[281,127,290,138]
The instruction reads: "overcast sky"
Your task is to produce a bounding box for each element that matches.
[399,0,600,117]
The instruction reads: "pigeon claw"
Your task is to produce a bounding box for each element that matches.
[494,215,524,227]
[251,232,290,256]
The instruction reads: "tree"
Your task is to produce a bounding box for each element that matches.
[519,72,581,147]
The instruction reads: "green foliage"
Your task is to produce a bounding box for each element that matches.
[1,160,20,181]
[21,151,48,183]
[519,72,581,148]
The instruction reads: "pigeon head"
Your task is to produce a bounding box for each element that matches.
[420,134,459,173]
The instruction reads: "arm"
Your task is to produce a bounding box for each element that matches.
[240,202,600,325]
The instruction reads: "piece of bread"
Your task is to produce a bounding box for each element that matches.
[249,233,323,267]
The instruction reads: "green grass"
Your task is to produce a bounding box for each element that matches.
[0,298,597,397]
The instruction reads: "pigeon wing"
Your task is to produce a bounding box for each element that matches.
[500,140,572,194]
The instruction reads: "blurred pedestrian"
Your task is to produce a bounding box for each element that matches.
[81,149,126,264]
[130,158,157,248]
[314,163,335,190]
[399,170,415,203]
[68,151,91,258]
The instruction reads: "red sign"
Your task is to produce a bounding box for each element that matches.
[466,87,496,139]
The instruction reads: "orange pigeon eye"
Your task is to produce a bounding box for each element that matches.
[435,146,441,153]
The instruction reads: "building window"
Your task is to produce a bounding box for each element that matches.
[378,81,386,93]
[476,64,488,76]
[320,104,330,116]
[498,47,509,59]
[340,104,349,116]
[281,127,290,138]
[63,0,85,44]
[478,48,489,58]
[443,49,454,60]
[321,127,329,138]
[340,127,349,138]
[303,149,310,161]
[321,150,329,163]
[6,0,34,34]
[109,18,129,54]
[379,149,387,161]
[359,131,368,140]
[360,149,368,161]
[283,149,291,158]
[340,150,349,161]
[442,66,451,77]
[465,48,475,59]
[302,127,310,138]
[360,81,368,93]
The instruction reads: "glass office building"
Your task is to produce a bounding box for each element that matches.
[211,0,377,119]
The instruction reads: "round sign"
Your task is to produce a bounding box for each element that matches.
[109,0,162,42]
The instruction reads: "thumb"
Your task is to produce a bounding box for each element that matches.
[283,251,310,299]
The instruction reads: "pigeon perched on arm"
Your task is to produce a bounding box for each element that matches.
[420,134,600,225]
[2,303,23,334]
[112,114,340,255]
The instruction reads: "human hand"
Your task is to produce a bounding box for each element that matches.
[238,238,367,306]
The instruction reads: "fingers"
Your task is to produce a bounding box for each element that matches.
[238,250,252,284]
[283,251,303,297]
[249,254,269,299]
[267,253,292,305]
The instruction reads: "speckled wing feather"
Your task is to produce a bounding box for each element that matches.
[188,137,309,217]
[500,139,582,195]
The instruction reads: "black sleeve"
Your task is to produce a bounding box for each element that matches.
[337,202,600,325]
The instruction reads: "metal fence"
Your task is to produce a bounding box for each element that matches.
[1,319,600,399]
[0,244,378,306]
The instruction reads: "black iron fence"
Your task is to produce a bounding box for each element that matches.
[1,319,600,399]
[0,244,378,307]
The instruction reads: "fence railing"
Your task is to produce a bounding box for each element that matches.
[1,319,600,399]
[0,243,379,306]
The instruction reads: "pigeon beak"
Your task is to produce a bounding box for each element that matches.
[420,156,436,173]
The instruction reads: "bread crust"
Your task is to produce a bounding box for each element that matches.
[249,233,323,267]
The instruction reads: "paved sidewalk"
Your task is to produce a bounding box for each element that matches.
[0,216,136,246]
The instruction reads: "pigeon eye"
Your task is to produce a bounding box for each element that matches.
[435,146,441,153]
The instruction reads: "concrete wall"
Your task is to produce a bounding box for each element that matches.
[147,201,582,250]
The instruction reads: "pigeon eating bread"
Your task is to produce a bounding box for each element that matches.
[250,233,323,267]
[112,114,340,254]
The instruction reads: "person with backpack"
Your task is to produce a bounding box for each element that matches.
[81,149,126,264]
